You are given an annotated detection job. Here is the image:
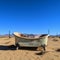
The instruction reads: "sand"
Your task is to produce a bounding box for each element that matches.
[0,37,60,60]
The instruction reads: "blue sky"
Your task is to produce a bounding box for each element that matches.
[0,0,60,35]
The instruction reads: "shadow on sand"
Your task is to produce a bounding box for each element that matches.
[0,45,16,50]
[0,45,47,55]
[0,45,37,51]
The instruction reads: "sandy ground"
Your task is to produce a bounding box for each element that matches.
[0,37,60,60]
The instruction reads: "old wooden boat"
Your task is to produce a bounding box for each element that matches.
[14,32,49,52]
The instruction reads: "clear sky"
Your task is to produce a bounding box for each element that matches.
[0,0,60,35]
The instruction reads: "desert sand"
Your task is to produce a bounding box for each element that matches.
[0,37,60,60]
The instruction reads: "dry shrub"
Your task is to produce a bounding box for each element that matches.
[56,49,60,52]
[53,39,58,41]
